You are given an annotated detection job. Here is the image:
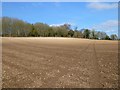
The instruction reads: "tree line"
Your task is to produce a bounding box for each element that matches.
[2,17,118,40]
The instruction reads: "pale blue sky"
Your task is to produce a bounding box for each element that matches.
[2,2,118,35]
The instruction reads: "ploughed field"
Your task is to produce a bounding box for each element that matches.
[2,37,118,88]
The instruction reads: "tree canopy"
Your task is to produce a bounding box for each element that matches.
[2,17,118,40]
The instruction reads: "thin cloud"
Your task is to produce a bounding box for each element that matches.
[49,23,65,27]
[90,20,118,34]
[98,20,118,28]
[49,22,75,27]
[87,2,118,10]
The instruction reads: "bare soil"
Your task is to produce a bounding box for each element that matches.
[2,37,118,88]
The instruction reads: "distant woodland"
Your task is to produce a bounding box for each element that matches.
[2,17,118,40]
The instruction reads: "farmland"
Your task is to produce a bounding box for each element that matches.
[2,37,118,88]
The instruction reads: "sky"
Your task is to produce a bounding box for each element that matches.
[2,2,118,36]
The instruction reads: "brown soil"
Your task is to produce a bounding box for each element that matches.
[2,37,118,88]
